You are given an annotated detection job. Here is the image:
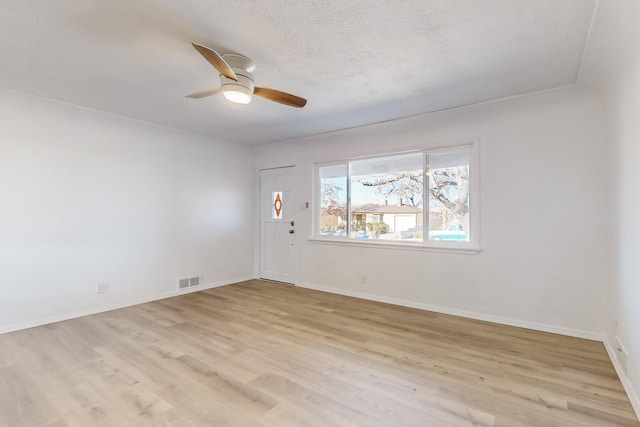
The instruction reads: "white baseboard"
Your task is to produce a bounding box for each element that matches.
[604,337,640,420]
[0,275,253,335]
[296,281,603,341]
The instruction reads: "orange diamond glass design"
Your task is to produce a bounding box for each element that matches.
[273,192,283,219]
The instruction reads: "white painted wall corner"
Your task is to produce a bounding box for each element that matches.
[604,337,640,420]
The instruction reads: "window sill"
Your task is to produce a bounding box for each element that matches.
[308,237,481,255]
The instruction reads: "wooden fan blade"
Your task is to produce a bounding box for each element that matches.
[254,87,307,108]
[185,88,222,99]
[191,42,238,81]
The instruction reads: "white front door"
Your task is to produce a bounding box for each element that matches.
[260,167,295,283]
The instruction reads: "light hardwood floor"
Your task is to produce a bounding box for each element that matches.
[0,279,638,426]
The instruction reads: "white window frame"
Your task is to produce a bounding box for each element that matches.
[311,141,480,254]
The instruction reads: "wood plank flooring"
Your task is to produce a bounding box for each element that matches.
[0,279,638,426]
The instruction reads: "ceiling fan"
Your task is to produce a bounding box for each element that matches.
[187,42,307,108]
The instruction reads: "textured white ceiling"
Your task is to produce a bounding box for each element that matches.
[0,0,595,145]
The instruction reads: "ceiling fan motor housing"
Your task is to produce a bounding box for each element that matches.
[220,54,256,104]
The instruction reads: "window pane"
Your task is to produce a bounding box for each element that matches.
[350,153,423,241]
[319,164,347,236]
[272,191,283,219]
[427,150,470,241]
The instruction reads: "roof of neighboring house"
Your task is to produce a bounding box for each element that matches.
[351,204,423,214]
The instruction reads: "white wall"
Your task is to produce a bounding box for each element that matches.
[254,85,607,339]
[578,0,640,415]
[0,89,255,332]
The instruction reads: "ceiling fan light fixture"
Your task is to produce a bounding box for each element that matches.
[222,84,253,104]
[220,70,255,105]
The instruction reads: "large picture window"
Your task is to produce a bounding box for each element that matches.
[316,144,476,249]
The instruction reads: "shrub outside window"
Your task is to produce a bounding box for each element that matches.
[317,145,475,248]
